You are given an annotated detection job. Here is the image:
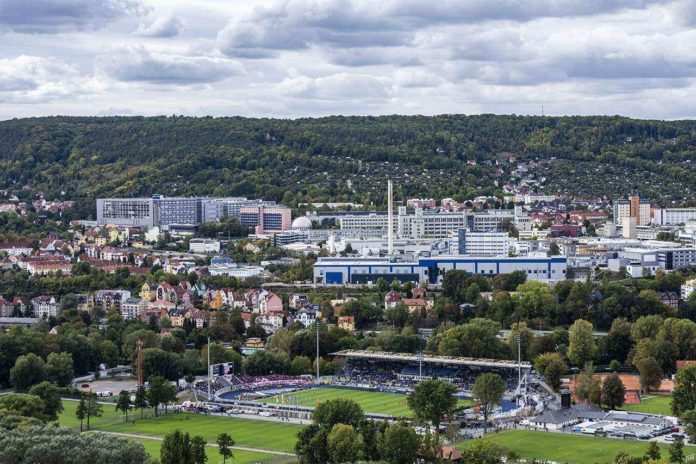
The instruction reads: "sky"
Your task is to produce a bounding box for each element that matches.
[2,0,696,120]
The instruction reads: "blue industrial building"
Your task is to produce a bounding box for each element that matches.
[313,255,567,285]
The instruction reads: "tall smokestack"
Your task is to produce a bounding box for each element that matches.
[387,179,394,256]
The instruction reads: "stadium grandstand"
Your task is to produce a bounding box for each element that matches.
[332,350,533,396]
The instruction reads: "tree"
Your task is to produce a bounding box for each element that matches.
[216,433,235,464]
[296,424,330,464]
[116,390,131,422]
[147,376,177,417]
[327,424,362,464]
[472,373,506,428]
[46,352,74,387]
[28,381,63,421]
[313,399,365,430]
[85,392,103,430]
[534,352,567,391]
[161,430,192,464]
[669,437,685,464]
[575,365,601,406]
[76,394,87,432]
[460,440,507,464]
[191,435,207,464]
[407,379,458,430]
[143,348,183,381]
[601,374,626,410]
[134,385,148,419]
[674,366,696,416]
[380,423,420,464]
[681,409,696,444]
[0,393,48,421]
[10,353,47,391]
[637,357,663,395]
[385,304,409,329]
[0,425,149,464]
[567,319,596,367]
[645,441,661,461]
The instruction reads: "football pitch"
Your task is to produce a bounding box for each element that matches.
[260,386,472,417]
[458,430,688,464]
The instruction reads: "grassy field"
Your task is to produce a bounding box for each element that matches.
[261,387,472,417]
[104,413,301,453]
[59,401,301,454]
[623,395,673,416]
[458,430,686,464]
[133,438,294,464]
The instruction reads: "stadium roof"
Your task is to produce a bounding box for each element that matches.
[331,350,531,370]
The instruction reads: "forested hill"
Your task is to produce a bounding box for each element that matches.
[1,114,696,217]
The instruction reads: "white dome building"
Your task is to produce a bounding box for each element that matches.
[291,216,312,230]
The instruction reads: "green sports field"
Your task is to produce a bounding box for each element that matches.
[133,437,294,464]
[261,387,472,417]
[59,400,301,461]
[458,430,689,464]
[623,395,673,416]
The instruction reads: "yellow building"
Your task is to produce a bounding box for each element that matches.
[140,282,155,302]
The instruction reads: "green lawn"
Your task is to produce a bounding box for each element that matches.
[623,395,673,416]
[59,401,301,454]
[458,430,687,464]
[132,437,294,464]
[60,399,130,429]
[261,387,472,417]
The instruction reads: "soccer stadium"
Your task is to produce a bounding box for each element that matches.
[201,350,552,419]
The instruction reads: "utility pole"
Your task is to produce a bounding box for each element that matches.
[136,339,144,387]
[316,319,320,384]
[207,336,211,401]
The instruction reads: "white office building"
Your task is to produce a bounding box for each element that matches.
[457,230,511,256]
[653,208,696,226]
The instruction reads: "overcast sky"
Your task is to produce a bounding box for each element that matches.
[2,0,696,120]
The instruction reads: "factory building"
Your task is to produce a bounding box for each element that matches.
[97,196,291,234]
[652,208,696,226]
[313,255,567,285]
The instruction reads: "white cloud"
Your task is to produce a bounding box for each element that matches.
[0,0,145,33]
[0,55,91,102]
[101,46,244,84]
[1,0,696,119]
[137,14,183,37]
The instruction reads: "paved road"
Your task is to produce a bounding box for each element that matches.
[89,431,296,457]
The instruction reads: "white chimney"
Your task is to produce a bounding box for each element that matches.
[387,179,394,256]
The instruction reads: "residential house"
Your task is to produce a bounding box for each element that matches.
[337,315,355,333]
[31,295,60,319]
[140,282,155,301]
[0,296,15,317]
[402,298,433,314]
[258,291,283,314]
[257,310,284,333]
[23,256,72,276]
[121,297,147,320]
[186,308,209,329]
[289,293,309,310]
[94,289,131,312]
[157,282,178,303]
[384,290,402,309]
[0,239,33,256]
[295,305,318,328]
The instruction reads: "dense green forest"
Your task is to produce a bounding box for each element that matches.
[2,114,696,217]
